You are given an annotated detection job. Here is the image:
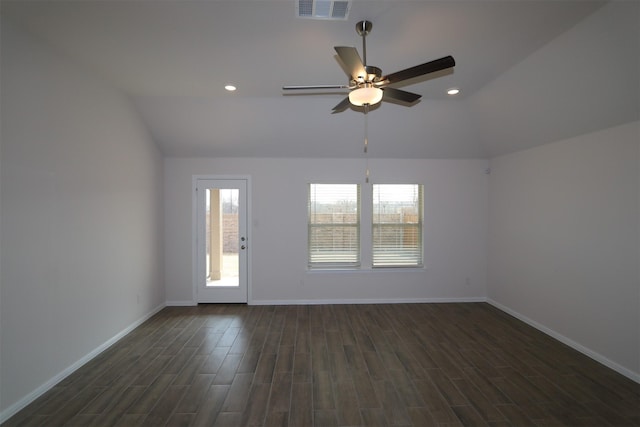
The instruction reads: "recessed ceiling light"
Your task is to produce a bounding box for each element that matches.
[447,88,460,96]
[225,85,237,92]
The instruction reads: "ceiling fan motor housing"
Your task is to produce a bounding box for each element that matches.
[354,65,382,86]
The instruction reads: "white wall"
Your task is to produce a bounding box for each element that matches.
[469,0,639,158]
[487,121,640,380]
[0,23,165,418]
[165,157,488,305]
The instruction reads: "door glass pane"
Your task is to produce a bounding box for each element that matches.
[206,188,239,287]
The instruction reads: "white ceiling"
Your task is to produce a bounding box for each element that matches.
[2,0,638,158]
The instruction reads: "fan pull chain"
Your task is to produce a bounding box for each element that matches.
[364,104,370,183]
[364,107,368,154]
[366,161,370,183]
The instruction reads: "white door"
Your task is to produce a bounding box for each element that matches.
[195,178,248,303]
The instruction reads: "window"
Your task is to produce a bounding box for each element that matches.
[372,184,423,267]
[308,184,360,267]
[307,183,423,269]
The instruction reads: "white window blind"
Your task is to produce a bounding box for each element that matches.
[308,184,360,267]
[372,184,423,267]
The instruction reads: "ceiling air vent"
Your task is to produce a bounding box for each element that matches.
[297,0,351,20]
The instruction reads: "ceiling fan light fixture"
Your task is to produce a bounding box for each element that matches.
[349,86,383,106]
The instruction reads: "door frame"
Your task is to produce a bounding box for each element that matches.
[192,175,252,304]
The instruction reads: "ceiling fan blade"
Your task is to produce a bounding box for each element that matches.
[283,84,351,90]
[334,46,366,80]
[383,55,455,85]
[382,87,421,104]
[332,97,351,113]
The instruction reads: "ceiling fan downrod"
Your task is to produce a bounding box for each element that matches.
[353,21,382,87]
[355,20,372,66]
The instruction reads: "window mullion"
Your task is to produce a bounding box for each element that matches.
[361,182,373,268]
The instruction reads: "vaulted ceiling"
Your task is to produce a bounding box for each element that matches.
[2,0,638,158]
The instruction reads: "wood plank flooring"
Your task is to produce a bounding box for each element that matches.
[4,303,639,426]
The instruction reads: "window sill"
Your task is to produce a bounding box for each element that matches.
[306,267,427,274]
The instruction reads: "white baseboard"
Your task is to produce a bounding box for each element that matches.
[0,303,166,424]
[487,299,640,384]
[250,297,487,305]
[165,300,197,306]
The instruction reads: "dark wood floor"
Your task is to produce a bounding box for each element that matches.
[4,303,639,427]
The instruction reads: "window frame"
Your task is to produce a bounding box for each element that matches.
[371,184,424,268]
[307,183,361,269]
[306,182,424,270]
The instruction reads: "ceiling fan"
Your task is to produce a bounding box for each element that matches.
[283,20,456,112]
